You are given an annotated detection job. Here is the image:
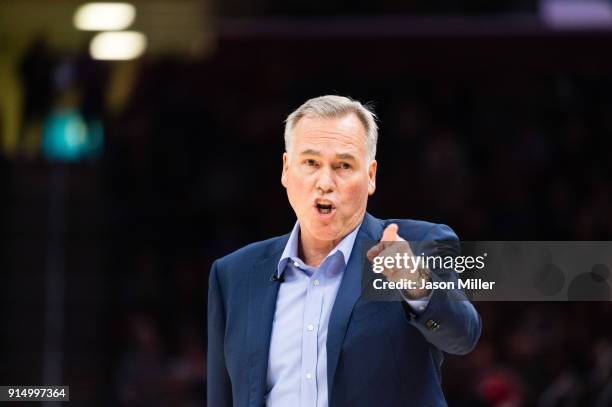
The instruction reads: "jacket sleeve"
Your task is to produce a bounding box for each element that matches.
[405,224,482,355]
[207,260,233,406]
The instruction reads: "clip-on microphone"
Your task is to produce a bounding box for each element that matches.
[270,273,285,283]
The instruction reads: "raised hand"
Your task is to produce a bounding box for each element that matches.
[366,224,431,299]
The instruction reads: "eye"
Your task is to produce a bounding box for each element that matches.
[340,162,352,170]
[304,159,318,167]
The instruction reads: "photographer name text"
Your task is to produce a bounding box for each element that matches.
[373,278,495,290]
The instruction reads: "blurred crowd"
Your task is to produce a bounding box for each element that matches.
[4,33,612,406]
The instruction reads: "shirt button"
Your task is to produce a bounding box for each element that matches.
[307,324,314,331]
[313,279,320,286]
[293,261,299,267]
[305,373,312,379]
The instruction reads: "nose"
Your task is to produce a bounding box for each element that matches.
[315,166,334,194]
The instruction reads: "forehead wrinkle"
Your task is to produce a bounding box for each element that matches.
[291,115,367,159]
[297,139,363,162]
[297,131,364,152]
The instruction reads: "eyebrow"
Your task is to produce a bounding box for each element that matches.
[299,149,322,156]
[298,149,357,161]
[336,153,357,161]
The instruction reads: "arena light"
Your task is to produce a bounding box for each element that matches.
[540,0,612,29]
[74,2,136,31]
[89,31,146,60]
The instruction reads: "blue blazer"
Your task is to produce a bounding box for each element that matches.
[208,213,481,407]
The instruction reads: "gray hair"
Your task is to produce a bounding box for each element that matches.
[284,95,378,162]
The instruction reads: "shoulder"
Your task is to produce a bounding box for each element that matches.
[212,233,289,272]
[208,234,289,303]
[379,217,459,241]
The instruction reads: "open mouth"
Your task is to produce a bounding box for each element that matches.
[315,200,336,215]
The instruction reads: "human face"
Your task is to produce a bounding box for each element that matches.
[281,113,377,247]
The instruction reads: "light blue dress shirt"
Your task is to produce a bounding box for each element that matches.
[265,221,429,407]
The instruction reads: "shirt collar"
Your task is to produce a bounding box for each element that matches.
[276,220,362,277]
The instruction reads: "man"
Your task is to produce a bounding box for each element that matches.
[208,95,481,407]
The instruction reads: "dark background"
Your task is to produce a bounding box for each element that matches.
[1,0,612,406]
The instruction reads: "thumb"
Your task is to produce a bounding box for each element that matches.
[381,223,399,242]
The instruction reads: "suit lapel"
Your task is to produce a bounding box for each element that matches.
[326,213,383,404]
[246,241,286,407]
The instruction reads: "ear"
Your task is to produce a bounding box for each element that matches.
[367,159,377,195]
[281,152,289,188]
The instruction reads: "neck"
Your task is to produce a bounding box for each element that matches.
[298,233,338,268]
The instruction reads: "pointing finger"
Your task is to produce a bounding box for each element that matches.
[381,223,399,242]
